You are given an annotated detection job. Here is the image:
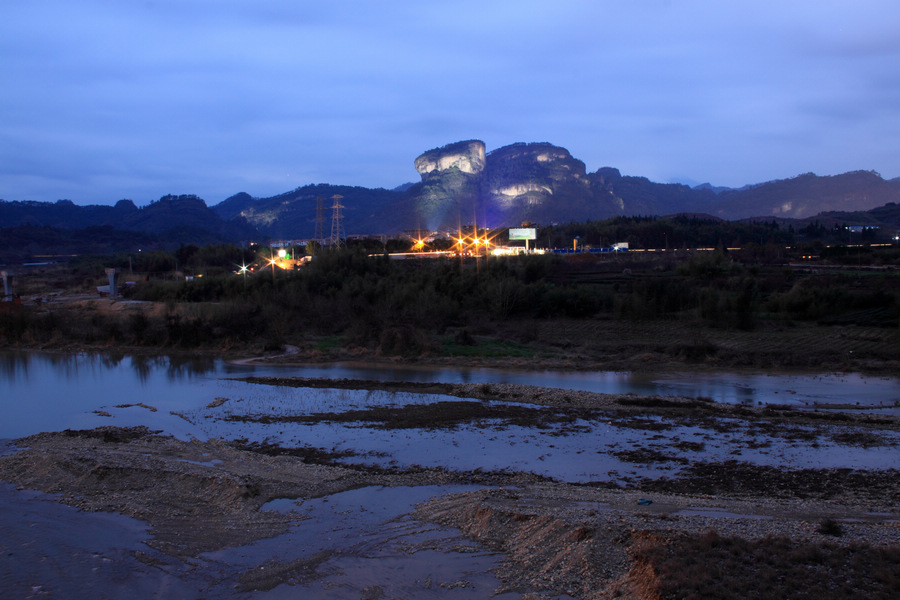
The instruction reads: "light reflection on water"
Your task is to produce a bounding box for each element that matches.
[2,350,899,441]
[1,351,235,439]
[0,351,900,438]
[2,350,897,598]
[187,388,900,482]
[6,350,890,485]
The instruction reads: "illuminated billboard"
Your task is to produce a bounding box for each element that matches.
[508,228,536,240]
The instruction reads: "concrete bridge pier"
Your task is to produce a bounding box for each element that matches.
[105,268,120,297]
[1,270,12,298]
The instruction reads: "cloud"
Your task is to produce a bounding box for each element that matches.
[1,0,898,204]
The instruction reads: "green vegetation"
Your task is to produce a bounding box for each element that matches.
[64,243,257,278]
[541,215,795,251]
[1,239,897,365]
[441,335,546,359]
[539,213,900,252]
[0,225,161,262]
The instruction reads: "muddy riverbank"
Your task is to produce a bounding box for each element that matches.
[6,294,900,375]
[2,377,899,598]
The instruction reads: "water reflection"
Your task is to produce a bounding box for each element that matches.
[129,354,157,383]
[0,350,28,382]
[0,351,236,439]
[164,354,217,379]
[0,351,219,385]
[126,354,218,383]
[2,350,899,441]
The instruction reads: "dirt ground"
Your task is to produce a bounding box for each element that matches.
[1,379,898,599]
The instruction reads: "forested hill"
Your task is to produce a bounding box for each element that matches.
[705,170,900,220]
[217,142,899,237]
[214,184,406,240]
[3,142,899,243]
[0,195,257,240]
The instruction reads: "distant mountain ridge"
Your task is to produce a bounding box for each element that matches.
[3,141,899,243]
[0,195,256,240]
[706,170,898,219]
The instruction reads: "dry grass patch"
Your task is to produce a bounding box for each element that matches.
[628,530,900,600]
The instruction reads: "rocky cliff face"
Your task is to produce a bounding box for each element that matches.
[407,140,600,230]
[483,143,590,216]
[410,141,486,229]
[414,140,486,178]
[8,141,896,245]
[487,143,587,180]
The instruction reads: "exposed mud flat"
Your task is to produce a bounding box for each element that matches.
[235,376,900,425]
[415,483,900,599]
[2,379,899,599]
[0,426,477,558]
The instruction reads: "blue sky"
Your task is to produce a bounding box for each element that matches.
[2,0,898,206]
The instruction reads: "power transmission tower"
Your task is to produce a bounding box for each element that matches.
[313,196,326,244]
[329,194,345,248]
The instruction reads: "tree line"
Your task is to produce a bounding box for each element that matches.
[3,243,896,355]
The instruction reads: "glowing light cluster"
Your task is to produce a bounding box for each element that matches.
[451,227,500,256]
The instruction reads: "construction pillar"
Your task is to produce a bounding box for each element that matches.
[105,268,120,297]
[1,270,12,297]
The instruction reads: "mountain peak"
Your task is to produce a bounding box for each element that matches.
[414,140,486,178]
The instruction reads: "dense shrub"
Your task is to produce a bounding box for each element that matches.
[634,531,900,600]
[6,243,897,352]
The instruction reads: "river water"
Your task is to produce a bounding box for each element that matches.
[2,350,899,598]
[2,350,899,441]
[3,348,898,479]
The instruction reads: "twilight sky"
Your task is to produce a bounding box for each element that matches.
[2,0,899,206]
